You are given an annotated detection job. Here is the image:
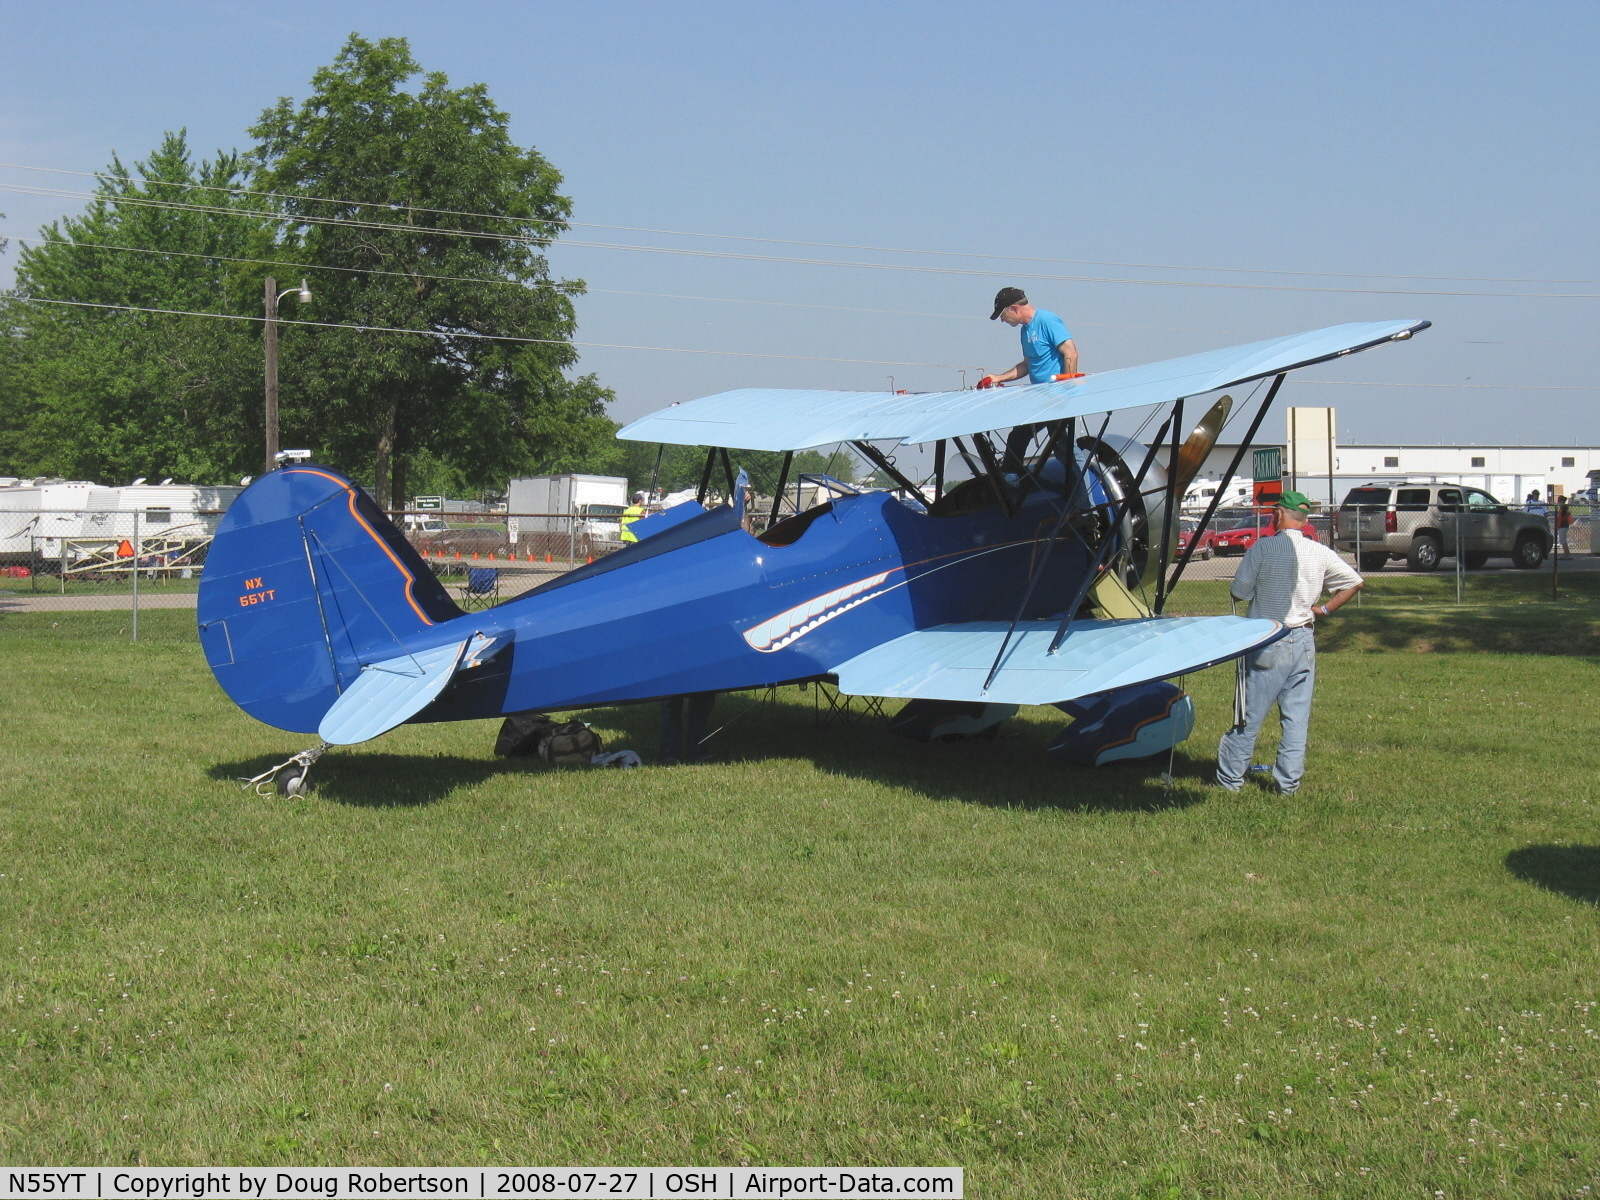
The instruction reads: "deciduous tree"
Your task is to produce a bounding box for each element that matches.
[250,35,613,507]
[1,135,264,482]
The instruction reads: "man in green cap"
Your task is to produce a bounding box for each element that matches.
[1216,491,1364,794]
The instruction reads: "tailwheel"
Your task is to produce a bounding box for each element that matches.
[241,742,329,798]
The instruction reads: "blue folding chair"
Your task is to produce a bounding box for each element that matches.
[459,567,500,610]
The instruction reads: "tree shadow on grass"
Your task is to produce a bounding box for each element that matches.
[1504,845,1600,907]
[1313,573,1600,657]
[208,752,534,808]
[1319,606,1600,657]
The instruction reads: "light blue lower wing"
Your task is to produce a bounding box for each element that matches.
[832,616,1283,706]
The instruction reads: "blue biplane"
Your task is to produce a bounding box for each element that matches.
[198,319,1427,789]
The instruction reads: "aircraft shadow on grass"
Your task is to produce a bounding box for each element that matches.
[209,691,1206,814]
[572,691,1205,815]
[1504,845,1600,907]
[207,753,511,808]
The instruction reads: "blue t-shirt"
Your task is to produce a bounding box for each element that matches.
[1020,309,1072,383]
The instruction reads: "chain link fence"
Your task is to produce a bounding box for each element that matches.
[1162,498,1595,615]
[5,497,1593,642]
[0,508,622,642]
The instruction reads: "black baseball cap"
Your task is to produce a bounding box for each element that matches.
[990,287,1027,320]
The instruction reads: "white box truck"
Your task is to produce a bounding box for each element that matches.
[506,474,629,555]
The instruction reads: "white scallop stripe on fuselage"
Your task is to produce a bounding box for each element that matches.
[743,570,893,653]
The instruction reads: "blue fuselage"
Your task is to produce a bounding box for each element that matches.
[425,488,1091,720]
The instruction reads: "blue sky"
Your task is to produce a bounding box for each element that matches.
[2,0,1595,446]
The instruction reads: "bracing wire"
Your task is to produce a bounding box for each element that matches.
[4,180,1597,300]
[4,160,1598,287]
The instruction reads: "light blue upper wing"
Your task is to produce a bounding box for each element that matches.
[831,615,1283,706]
[616,320,1427,450]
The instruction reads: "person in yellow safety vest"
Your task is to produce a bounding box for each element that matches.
[619,491,647,543]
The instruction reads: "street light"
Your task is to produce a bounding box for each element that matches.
[264,276,312,473]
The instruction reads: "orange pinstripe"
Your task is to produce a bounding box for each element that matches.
[283,469,435,627]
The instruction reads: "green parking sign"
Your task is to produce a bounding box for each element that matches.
[1253,447,1282,482]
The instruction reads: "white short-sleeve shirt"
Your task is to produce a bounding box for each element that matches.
[1231,528,1363,626]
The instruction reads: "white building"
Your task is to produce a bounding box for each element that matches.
[1320,445,1598,505]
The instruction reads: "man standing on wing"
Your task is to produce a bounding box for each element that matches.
[979,287,1079,387]
[1216,491,1364,795]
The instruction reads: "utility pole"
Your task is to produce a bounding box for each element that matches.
[264,276,311,473]
[264,277,280,475]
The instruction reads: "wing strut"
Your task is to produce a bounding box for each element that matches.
[970,434,1015,517]
[981,413,1114,690]
[768,450,795,526]
[695,447,716,505]
[1152,397,1184,613]
[850,440,922,499]
[1161,372,1287,608]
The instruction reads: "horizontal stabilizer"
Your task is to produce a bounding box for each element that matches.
[832,616,1282,707]
[318,637,476,745]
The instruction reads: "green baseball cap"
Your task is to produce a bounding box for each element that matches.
[1277,490,1314,513]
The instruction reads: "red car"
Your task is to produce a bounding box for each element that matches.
[1177,518,1218,560]
[1211,511,1318,556]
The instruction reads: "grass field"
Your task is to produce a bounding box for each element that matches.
[2,585,1598,1197]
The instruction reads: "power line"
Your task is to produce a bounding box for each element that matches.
[1295,379,1598,391]
[4,181,1598,300]
[10,231,1596,349]
[2,295,983,368]
[7,295,1597,390]
[2,230,575,293]
[4,158,1597,287]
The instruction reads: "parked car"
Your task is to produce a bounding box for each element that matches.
[1211,511,1319,556]
[1334,483,1549,571]
[1177,517,1218,560]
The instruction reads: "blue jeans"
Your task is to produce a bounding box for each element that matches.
[1216,626,1316,794]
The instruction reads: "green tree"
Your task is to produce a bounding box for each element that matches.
[250,35,613,508]
[1,135,265,482]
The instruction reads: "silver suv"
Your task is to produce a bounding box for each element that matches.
[1335,483,1550,571]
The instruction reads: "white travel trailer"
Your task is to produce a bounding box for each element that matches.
[1181,476,1254,513]
[0,478,241,567]
[82,481,243,540]
[0,479,118,563]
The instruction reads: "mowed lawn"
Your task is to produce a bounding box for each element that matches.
[1,583,1597,1198]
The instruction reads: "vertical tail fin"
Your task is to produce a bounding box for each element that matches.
[198,465,462,733]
